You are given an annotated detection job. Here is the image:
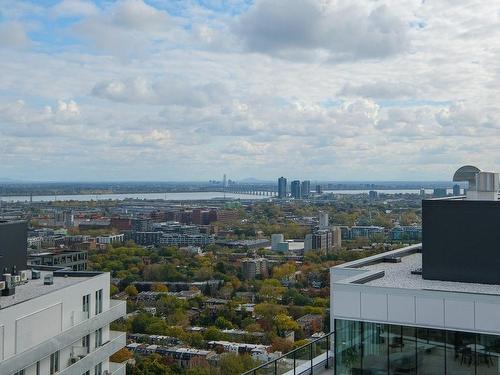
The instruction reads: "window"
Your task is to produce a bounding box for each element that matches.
[95,289,103,315]
[14,370,25,375]
[36,361,40,375]
[95,328,102,348]
[82,334,90,354]
[83,294,90,318]
[50,351,59,374]
[94,363,102,375]
[335,319,500,375]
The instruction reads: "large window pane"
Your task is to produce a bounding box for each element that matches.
[335,319,362,375]
[389,325,417,375]
[476,332,500,375]
[417,328,445,375]
[446,330,475,375]
[362,322,388,374]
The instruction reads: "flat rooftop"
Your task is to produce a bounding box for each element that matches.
[333,245,500,296]
[0,270,93,309]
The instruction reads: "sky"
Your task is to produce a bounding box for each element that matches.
[1,0,500,181]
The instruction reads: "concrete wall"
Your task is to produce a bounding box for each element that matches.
[331,279,500,335]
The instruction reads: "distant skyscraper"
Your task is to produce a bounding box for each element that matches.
[291,180,302,199]
[278,177,287,198]
[223,174,227,188]
[369,190,378,199]
[301,180,311,198]
[420,188,426,197]
[453,184,460,196]
[316,184,323,194]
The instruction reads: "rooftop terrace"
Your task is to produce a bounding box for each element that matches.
[333,244,500,295]
[0,270,96,309]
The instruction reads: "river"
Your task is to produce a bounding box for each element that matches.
[0,188,456,203]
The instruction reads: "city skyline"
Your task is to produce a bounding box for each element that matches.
[1,1,500,181]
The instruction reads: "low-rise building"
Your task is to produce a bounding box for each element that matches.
[28,249,88,271]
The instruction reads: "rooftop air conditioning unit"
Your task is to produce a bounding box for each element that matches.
[32,270,41,279]
[19,270,28,282]
[12,275,21,284]
[44,274,54,285]
[0,281,5,290]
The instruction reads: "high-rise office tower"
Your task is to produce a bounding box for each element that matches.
[453,183,460,196]
[301,180,311,198]
[278,177,287,198]
[291,180,301,199]
[315,184,323,194]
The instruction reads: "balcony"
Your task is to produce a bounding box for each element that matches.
[109,361,126,375]
[0,300,126,375]
[58,331,126,375]
[242,332,333,375]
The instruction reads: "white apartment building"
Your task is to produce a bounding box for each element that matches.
[0,269,126,375]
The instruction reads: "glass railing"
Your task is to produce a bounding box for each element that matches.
[242,331,334,375]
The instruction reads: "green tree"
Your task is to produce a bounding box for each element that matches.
[219,353,258,375]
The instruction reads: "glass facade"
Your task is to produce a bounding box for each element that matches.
[335,319,500,375]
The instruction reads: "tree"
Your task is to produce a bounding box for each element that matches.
[215,316,233,329]
[274,314,299,335]
[125,285,138,297]
[272,262,296,280]
[258,279,285,302]
[203,326,227,341]
[151,283,168,292]
[110,284,119,296]
[219,353,258,375]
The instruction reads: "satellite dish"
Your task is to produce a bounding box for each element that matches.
[453,165,481,188]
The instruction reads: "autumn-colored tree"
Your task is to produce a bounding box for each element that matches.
[124,285,138,297]
[151,283,168,292]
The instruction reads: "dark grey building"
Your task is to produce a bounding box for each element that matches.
[290,180,301,199]
[301,180,311,198]
[0,220,27,274]
[422,198,500,284]
[278,177,287,199]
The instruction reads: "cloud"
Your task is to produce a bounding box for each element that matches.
[0,21,30,49]
[73,0,176,56]
[339,81,417,99]
[52,0,99,17]
[92,76,228,107]
[233,0,410,61]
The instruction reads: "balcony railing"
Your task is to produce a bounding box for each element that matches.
[0,300,126,375]
[242,332,334,375]
[109,361,127,375]
[58,331,126,375]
